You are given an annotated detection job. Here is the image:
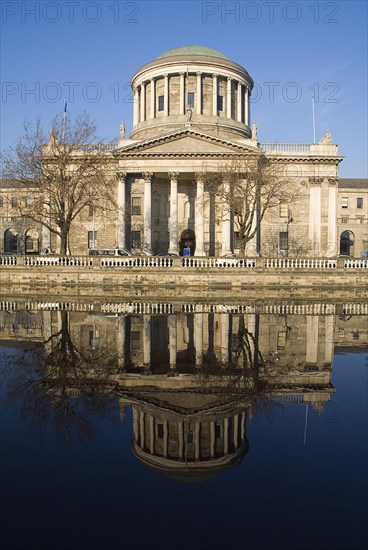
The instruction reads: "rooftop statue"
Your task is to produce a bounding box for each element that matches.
[319,130,332,144]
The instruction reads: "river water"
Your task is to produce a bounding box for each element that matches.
[0,300,367,550]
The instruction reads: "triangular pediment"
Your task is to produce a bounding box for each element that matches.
[114,129,260,157]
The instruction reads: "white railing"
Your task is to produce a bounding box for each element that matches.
[23,255,93,267]
[99,256,174,268]
[181,257,256,268]
[264,258,337,269]
[0,256,18,266]
[344,259,368,269]
[1,255,368,270]
[259,143,311,152]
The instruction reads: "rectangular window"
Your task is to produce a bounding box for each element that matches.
[341,217,348,224]
[157,423,164,438]
[25,196,33,206]
[158,95,164,111]
[0,197,3,207]
[132,196,141,215]
[88,205,94,217]
[187,92,195,108]
[217,95,223,111]
[131,331,141,351]
[279,203,288,218]
[88,230,97,248]
[11,197,18,207]
[279,231,288,251]
[131,230,141,248]
[341,197,348,208]
[357,197,363,209]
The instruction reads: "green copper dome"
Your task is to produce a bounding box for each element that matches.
[157,46,229,60]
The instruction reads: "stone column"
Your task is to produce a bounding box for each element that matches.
[150,78,155,119]
[139,411,145,448]
[194,173,204,256]
[140,82,146,123]
[116,172,127,249]
[221,313,230,365]
[306,315,319,364]
[224,418,229,454]
[149,415,154,454]
[195,422,200,460]
[143,172,153,253]
[168,171,179,254]
[247,314,256,364]
[194,313,203,369]
[196,72,202,115]
[324,315,334,365]
[133,407,139,442]
[117,315,126,371]
[179,72,185,115]
[133,87,139,126]
[327,179,338,257]
[164,74,169,116]
[168,314,177,373]
[227,77,232,119]
[308,183,321,256]
[143,315,151,368]
[221,180,231,255]
[210,421,215,458]
[244,88,249,126]
[237,81,242,122]
[212,74,218,116]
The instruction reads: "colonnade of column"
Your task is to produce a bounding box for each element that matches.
[117,171,225,256]
[133,72,250,126]
[133,408,246,462]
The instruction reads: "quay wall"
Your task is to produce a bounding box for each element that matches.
[1,255,367,300]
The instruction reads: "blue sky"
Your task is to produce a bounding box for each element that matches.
[1,0,367,177]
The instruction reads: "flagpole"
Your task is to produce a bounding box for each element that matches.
[312,96,316,144]
[62,97,67,142]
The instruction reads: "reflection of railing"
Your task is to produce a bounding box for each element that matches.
[1,299,367,315]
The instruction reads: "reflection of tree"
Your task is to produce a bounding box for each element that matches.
[231,314,264,372]
[5,311,119,444]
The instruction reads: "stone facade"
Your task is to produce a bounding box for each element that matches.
[0,46,367,257]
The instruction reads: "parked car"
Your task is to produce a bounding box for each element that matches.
[89,248,132,257]
[361,250,368,257]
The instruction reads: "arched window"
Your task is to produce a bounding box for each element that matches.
[4,229,18,253]
[25,229,40,254]
[339,230,354,256]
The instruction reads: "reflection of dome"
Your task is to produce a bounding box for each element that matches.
[157,45,229,60]
[132,439,248,483]
[131,396,249,482]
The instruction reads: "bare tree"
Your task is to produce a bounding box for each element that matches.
[1,113,117,255]
[202,155,300,257]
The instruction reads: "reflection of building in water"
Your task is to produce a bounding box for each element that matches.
[129,393,249,481]
[4,303,367,479]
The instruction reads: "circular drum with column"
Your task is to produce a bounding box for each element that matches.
[130,45,254,141]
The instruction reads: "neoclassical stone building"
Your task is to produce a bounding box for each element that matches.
[1,46,367,256]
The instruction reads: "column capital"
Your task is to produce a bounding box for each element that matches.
[116,171,127,181]
[168,171,180,181]
[143,172,153,181]
[212,73,218,78]
[227,76,233,82]
[196,71,202,76]
[194,172,204,182]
